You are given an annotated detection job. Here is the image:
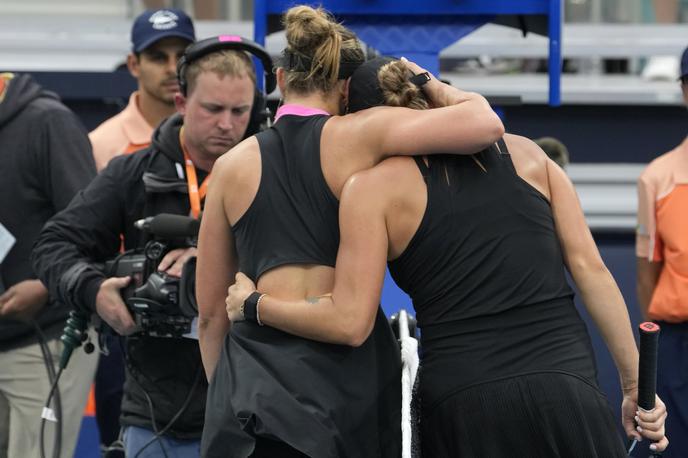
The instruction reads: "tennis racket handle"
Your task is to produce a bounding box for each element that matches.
[637,322,661,411]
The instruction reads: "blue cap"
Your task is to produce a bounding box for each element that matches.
[681,46,688,80]
[131,9,195,53]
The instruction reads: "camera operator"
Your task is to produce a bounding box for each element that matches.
[89,12,196,453]
[32,38,262,457]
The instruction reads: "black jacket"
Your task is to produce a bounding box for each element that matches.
[0,73,95,350]
[32,114,208,439]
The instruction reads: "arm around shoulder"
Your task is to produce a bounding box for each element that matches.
[376,94,503,158]
[345,84,503,161]
[401,59,504,153]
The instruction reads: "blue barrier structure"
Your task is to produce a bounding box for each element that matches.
[254,0,562,106]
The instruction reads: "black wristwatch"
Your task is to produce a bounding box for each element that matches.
[410,71,431,87]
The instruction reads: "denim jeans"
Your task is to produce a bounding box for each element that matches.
[123,425,200,458]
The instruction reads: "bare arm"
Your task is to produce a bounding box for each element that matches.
[548,159,637,388]
[635,172,663,321]
[227,171,388,346]
[337,61,504,163]
[547,159,667,449]
[636,258,662,320]
[505,135,639,390]
[196,155,237,379]
[404,59,480,109]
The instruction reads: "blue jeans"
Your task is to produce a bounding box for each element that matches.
[123,425,200,458]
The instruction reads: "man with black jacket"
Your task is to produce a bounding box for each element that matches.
[0,72,98,458]
[32,46,258,457]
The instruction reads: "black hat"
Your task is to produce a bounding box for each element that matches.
[348,56,396,113]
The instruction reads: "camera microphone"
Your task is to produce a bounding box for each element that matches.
[134,214,200,238]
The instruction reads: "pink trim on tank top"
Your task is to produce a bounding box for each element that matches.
[275,104,330,122]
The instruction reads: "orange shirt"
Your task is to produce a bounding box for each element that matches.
[88,92,154,171]
[0,73,14,102]
[636,138,688,322]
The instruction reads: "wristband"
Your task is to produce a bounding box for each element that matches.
[243,291,264,324]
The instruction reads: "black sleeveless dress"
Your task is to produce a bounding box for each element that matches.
[201,115,402,458]
[388,141,627,457]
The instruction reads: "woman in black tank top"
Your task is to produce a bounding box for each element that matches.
[226,57,669,456]
[196,6,505,458]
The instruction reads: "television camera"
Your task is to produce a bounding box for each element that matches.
[104,213,200,338]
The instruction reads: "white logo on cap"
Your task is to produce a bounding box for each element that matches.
[149,10,179,31]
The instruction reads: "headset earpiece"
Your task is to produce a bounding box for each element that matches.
[245,88,271,139]
[176,53,189,96]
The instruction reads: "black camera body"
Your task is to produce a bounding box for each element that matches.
[106,254,147,301]
[104,214,199,338]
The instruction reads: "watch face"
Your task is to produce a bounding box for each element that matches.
[410,72,431,87]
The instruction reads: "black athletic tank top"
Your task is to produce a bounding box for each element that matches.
[388,141,597,409]
[208,116,402,456]
[232,115,340,281]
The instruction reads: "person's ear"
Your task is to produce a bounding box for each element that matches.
[682,81,688,106]
[127,53,140,79]
[174,92,187,115]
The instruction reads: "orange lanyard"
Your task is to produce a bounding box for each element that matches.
[179,127,210,219]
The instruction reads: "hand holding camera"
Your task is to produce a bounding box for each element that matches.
[101,214,200,338]
[95,276,137,336]
[158,247,198,279]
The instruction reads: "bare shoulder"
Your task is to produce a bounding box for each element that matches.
[641,144,684,182]
[343,156,419,199]
[503,133,552,200]
[503,133,549,163]
[334,106,393,127]
[327,106,407,143]
[213,136,259,180]
[211,136,261,225]
[325,107,385,143]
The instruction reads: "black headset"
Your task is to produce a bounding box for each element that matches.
[176,35,276,138]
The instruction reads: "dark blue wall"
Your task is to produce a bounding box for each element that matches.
[504,104,687,163]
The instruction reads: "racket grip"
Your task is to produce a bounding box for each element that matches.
[637,322,661,411]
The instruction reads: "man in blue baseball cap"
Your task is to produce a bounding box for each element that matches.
[90,8,196,171]
[131,8,196,53]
